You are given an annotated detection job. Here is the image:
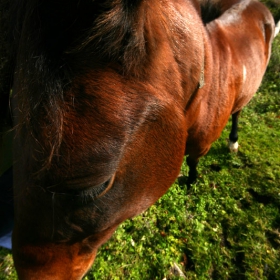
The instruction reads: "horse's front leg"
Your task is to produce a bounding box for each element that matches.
[185,141,211,186]
[186,155,199,187]
[228,110,241,152]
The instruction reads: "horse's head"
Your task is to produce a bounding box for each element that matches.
[12,69,190,279]
[10,0,205,278]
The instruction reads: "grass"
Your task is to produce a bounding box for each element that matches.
[85,50,280,278]
[1,5,280,280]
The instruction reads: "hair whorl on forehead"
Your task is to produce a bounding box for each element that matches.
[68,0,147,73]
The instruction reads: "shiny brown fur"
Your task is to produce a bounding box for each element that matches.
[9,0,274,279]
[185,0,275,183]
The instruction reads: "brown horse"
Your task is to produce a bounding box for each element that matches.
[6,0,274,279]
[185,0,275,184]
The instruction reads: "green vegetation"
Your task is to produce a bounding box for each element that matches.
[86,36,280,279]
[1,1,279,279]
[261,0,280,20]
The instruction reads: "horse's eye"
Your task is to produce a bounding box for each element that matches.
[92,174,115,198]
[45,174,115,201]
[77,174,115,203]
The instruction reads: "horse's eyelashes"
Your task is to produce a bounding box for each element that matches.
[45,174,115,202]
[82,175,115,200]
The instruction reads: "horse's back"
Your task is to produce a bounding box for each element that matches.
[208,0,274,63]
[207,0,274,112]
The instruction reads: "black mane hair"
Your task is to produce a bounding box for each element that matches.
[199,0,223,24]
[0,0,15,130]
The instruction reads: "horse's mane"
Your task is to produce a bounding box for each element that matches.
[198,0,223,23]
[198,0,244,24]
[0,0,14,131]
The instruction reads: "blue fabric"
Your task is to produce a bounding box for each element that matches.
[0,230,12,249]
[0,167,13,250]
